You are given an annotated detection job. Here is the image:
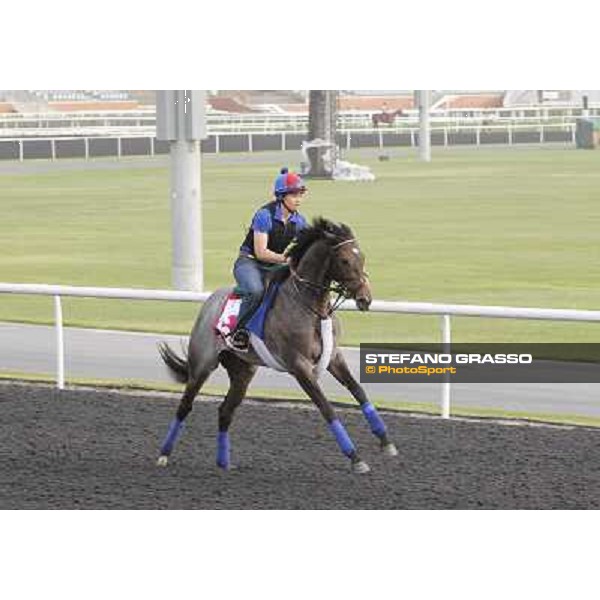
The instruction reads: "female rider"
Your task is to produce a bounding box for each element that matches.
[229,168,308,350]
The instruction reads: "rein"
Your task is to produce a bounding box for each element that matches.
[289,237,359,319]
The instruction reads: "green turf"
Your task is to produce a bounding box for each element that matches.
[2,147,600,344]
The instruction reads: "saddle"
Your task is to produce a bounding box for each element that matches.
[214,264,335,377]
[215,265,289,339]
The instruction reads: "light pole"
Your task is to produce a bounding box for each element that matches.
[417,90,431,162]
[156,91,207,291]
[306,90,338,177]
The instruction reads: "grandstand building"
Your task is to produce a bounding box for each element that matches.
[1,90,599,117]
[1,90,599,161]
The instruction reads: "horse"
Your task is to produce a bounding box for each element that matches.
[156,217,398,474]
[372,109,405,128]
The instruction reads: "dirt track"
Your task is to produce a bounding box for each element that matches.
[1,383,599,509]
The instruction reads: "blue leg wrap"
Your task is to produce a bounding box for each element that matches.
[361,402,387,437]
[160,418,184,456]
[217,431,230,469]
[329,419,356,458]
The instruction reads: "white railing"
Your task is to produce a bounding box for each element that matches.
[0,126,155,139]
[2,282,600,418]
[4,124,555,140]
[2,107,598,136]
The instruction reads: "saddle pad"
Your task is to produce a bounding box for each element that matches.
[215,293,242,336]
[246,281,281,340]
[249,317,335,379]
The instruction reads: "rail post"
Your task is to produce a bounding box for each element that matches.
[54,295,65,390]
[441,314,451,418]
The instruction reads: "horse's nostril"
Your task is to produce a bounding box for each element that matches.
[356,297,371,311]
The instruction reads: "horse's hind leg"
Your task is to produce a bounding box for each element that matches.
[157,290,230,466]
[327,350,398,457]
[157,335,219,466]
[216,352,257,470]
[157,369,212,466]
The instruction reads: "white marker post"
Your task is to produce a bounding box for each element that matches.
[54,295,65,390]
[156,91,207,291]
[441,314,451,418]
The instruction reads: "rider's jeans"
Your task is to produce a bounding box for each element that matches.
[233,256,267,330]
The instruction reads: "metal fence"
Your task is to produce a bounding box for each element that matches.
[0,124,577,161]
[2,281,600,418]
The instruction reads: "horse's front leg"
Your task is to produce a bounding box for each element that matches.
[327,350,398,457]
[292,357,370,474]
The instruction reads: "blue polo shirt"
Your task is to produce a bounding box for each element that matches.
[240,202,308,254]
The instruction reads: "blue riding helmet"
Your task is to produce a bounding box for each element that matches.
[273,167,306,196]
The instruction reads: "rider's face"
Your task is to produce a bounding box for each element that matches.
[284,190,306,212]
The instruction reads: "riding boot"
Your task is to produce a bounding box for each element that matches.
[228,299,254,351]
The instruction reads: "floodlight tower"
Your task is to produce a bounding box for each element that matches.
[156,91,207,291]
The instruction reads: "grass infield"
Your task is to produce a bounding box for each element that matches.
[1,146,600,345]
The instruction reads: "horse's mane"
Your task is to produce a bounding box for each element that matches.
[287,217,353,268]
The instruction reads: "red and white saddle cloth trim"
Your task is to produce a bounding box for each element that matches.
[215,293,242,336]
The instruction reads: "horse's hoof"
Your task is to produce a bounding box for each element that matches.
[352,460,371,474]
[157,455,169,467]
[382,443,399,457]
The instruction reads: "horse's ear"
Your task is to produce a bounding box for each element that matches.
[322,221,339,241]
[339,222,353,237]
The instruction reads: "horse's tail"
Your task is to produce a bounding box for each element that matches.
[158,342,189,384]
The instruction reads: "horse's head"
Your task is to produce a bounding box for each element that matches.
[320,221,372,311]
[288,218,373,311]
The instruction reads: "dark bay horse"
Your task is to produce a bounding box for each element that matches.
[372,109,405,127]
[157,218,398,474]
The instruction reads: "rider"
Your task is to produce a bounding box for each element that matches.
[229,167,308,351]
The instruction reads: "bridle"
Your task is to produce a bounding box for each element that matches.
[289,237,368,318]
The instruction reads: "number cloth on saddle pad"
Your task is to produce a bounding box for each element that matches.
[214,280,281,341]
[215,293,242,337]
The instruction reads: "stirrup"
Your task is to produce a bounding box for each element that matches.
[227,329,250,353]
